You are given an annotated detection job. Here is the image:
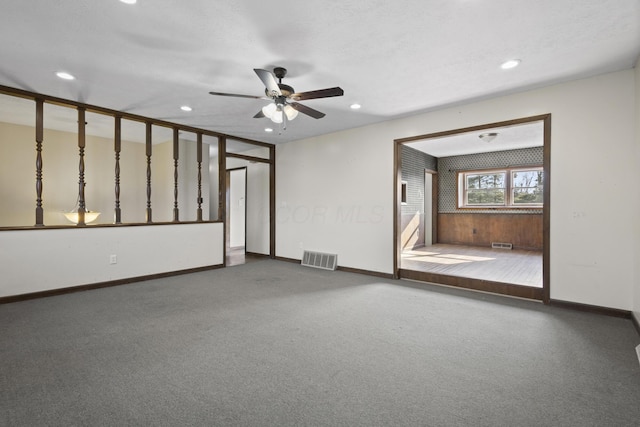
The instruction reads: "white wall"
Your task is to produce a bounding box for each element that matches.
[0,223,223,298]
[277,125,390,271]
[277,69,637,310]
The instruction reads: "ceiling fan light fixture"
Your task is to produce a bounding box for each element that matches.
[271,107,284,124]
[210,66,344,128]
[283,104,298,120]
[262,103,277,119]
[479,132,498,143]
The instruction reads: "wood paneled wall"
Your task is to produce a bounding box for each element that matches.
[438,213,542,250]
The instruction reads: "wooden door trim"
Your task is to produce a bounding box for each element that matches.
[394,114,551,302]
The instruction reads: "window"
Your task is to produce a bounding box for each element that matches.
[465,172,506,205]
[458,167,543,208]
[511,169,543,205]
[401,181,408,204]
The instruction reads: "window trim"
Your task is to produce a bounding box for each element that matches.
[457,166,543,209]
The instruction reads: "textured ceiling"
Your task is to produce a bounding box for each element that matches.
[0,0,638,145]
[406,121,544,158]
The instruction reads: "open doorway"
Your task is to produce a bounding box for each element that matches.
[226,167,247,266]
[394,115,550,302]
[223,138,275,267]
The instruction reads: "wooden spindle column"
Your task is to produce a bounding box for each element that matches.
[114,116,122,224]
[34,99,44,226]
[76,108,87,226]
[145,122,152,223]
[173,128,179,222]
[196,133,203,221]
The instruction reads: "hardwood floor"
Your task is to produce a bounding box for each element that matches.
[401,244,542,288]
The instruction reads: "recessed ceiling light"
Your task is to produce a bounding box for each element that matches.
[180,105,192,112]
[350,103,361,110]
[56,71,75,80]
[501,59,521,70]
[264,128,273,133]
[120,0,137,4]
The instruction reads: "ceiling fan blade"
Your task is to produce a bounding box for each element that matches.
[209,91,267,100]
[254,68,282,97]
[290,87,344,101]
[253,110,265,118]
[290,102,326,119]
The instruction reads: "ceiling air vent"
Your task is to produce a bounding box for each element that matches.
[491,242,513,250]
[301,250,338,271]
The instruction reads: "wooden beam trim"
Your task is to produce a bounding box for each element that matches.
[0,220,222,232]
[226,152,272,164]
[394,114,551,144]
[269,144,276,258]
[0,83,269,146]
[542,114,552,304]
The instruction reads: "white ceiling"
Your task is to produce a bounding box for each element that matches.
[0,0,638,145]
[406,121,544,157]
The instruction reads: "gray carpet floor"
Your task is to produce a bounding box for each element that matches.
[1,259,639,426]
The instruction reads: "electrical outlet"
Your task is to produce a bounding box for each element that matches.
[109,254,117,265]
[636,344,640,367]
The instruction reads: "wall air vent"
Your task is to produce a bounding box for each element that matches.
[301,250,338,271]
[491,242,513,250]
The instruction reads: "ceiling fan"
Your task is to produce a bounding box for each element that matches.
[209,67,344,128]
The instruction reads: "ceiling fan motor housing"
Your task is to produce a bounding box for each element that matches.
[277,84,294,98]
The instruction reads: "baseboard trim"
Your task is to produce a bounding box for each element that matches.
[274,256,394,279]
[245,252,270,258]
[0,264,224,305]
[336,266,394,279]
[548,299,632,319]
[399,269,543,301]
[274,256,299,264]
